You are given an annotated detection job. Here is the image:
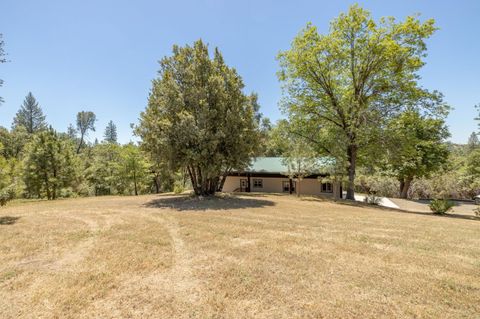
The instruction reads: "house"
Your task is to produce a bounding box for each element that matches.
[222,157,341,197]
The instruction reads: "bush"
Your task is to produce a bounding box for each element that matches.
[363,194,381,205]
[356,174,398,197]
[473,206,480,217]
[0,185,16,206]
[173,183,185,194]
[429,199,454,214]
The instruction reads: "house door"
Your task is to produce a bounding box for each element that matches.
[240,179,248,192]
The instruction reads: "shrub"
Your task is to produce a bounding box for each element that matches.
[0,185,16,206]
[474,207,480,217]
[364,194,381,205]
[173,183,185,194]
[429,199,454,214]
[356,174,398,197]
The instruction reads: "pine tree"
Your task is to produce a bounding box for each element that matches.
[0,34,7,105]
[103,120,118,144]
[67,124,77,140]
[12,92,47,133]
[137,40,261,196]
[23,127,77,199]
[467,132,479,151]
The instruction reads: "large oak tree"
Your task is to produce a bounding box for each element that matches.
[278,5,445,200]
[137,40,260,196]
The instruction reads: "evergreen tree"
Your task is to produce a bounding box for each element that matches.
[76,111,96,153]
[67,123,77,139]
[137,40,261,196]
[23,127,77,199]
[0,34,7,105]
[103,120,118,144]
[12,92,47,133]
[118,144,150,195]
[87,142,122,195]
[467,132,479,151]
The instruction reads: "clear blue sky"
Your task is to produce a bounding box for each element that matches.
[1,0,479,144]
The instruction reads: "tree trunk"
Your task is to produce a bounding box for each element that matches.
[76,132,85,154]
[346,144,357,200]
[400,177,412,199]
[153,174,160,193]
[133,170,138,196]
[187,165,219,196]
[217,169,231,192]
[399,178,405,198]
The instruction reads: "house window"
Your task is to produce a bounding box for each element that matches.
[321,182,333,193]
[282,181,296,193]
[253,179,263,188]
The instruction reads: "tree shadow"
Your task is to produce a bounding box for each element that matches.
[144,194,275,211]
[0,216,20,225]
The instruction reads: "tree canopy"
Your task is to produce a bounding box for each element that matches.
[103,120,118,144]
[385,110,450,198]
[23,128,78,199]
[278,5,446,199]
[137,40,261,196]
[12,92,47,134]
[76,111,96,153]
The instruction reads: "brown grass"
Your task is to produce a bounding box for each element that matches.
[0,194,479,318]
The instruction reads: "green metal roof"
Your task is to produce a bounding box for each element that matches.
[238,157,333,174]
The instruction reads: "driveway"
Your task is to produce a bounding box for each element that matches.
[354,194,400,209]
[389,198,478,217]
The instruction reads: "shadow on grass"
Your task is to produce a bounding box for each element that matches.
[307,197,480,222]
[0,216,20,225]
[144,194,275,211]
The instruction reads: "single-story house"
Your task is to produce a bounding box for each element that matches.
[222,157,341,197]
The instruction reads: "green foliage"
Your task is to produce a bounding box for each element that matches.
[87,142,123,195]
[103,120,118,144]
[429,199,454,215]
[87,143,152,196]
[466,149,480,177]
[363,194,381,205]
[67,123,77,140]
[467,132,479,151]
[23,128,78,199]
[385,110,450,198]
[137,40,261,196]
[12,92,47,134]
[356,174,399,197]
[0,185,15,206]
[0,126,29,159]
[173,183,185,194]
[117,143,151,195]
[76,111,96,153]
[278,4,445,200]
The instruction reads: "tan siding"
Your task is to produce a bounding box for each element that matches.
[222,176,333,196]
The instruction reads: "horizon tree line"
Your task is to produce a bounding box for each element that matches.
[1,5,480,202]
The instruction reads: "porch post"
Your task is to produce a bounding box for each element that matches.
[247,174,251,192]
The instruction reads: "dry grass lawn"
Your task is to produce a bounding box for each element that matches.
[0,193,479,318]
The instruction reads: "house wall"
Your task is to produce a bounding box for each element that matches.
[222,175,332,196]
